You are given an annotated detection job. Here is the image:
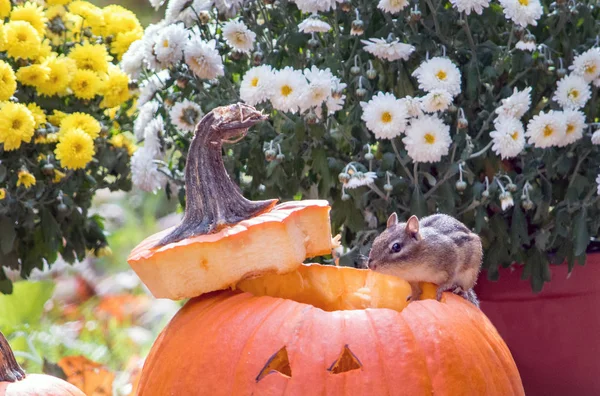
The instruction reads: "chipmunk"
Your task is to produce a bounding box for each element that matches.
[367,213,482,307]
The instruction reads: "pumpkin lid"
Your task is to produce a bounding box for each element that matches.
[0,331,25,383]
[127,104,335,300]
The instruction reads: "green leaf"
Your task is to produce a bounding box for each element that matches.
[0,281,55,331]
[410,187,427,218]
[572,208,589,256]
[0,216,16,255]
[510,205,528,253]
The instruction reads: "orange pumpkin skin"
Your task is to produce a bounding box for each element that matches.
[138,284,524,395]
[0,373,85,396]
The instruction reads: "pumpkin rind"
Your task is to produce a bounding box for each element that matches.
[0,374,85,396]
[128,200,333,300]
[137,266,524,396]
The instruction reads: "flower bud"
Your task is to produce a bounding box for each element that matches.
[341,193,351,201]
[383,183,393,192]
[356,87,367,98]
[350,65,361,75]
[455,180,467,192]
[365,152,374,161]
[338,172,351,183]
[351,20,364,36]
[276,153,285,162]
[366,69,377,79]
[265,149,277,161]
[457,117,469,129]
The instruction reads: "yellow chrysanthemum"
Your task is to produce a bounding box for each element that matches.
[0,188,6,200]
[17,170,36,189]
[35,132,59,144]
[47,0,72,5]
[37,39,53,61]
[70,69,103,100]
[0,0,10,19]
[2,21,41,60]
[105,106,119,120]
[102,5,141,38]
[68,42,112,73]
[0,60,16,101]
[55,128,95,170]
[16,64,50,87]
[100,65,130,108]
[60,112,101,139]
[27,103,46,128]
[110,29,142,60]
[68,1,104,36]
[36,55,75,96]
[109,133,137,156]
[10,1,48,36]
[0,22,5,51]
[53,169,66,183]
[0,102,35,151]
[48,110,68,126]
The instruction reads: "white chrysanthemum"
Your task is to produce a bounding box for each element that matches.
[170,99,204,133]
[362,38,415,62]
[400,96,424,118]
[143,115,165,157]
[594,78,600,88]
[240,65,274,106]
[166,0,211,26]
[559,109,586,147]
[569,48,600,83]
[292,0,342,13]
[300,66,335,111]
[298,14,331,33]
[345,172,377,189]
[215,0,243,17]
[326,77,346,114]
[553,74,591,110]
[360,92,408,139]
[131,148,166,193]
[152,23,188,68]
[270,67,308,113]
[134,101,160,140]
[526,110,566,148]
[498,0,543,27]
[121,39,145,79]
[148,0,165,10]
[592,129,600,145]
[184,38,224,80]
[515,40,536,51]
[450,0,490,15]
[412,57,462,97]
[403,116,451,163]
[222,20,256,54]
[495,87,532,120]
[138,70,170,106]
[489,117,525,159]
[420,90,453,113]
[499,192,514,211]
[377,0,409,13]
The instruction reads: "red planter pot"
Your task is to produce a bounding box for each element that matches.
[474,253,600,396]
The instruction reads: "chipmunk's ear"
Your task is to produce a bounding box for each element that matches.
[405,215,422,240]
[386,212,398,228]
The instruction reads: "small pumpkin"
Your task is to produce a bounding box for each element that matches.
[0,331,85,396]
[137,264,525,396]
[127,104,333,300]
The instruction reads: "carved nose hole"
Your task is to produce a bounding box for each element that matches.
[256,346,292,382]
[328,345,362,374]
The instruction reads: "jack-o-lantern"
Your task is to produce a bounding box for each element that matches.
[0,332,85,396]
[128,104,525,396]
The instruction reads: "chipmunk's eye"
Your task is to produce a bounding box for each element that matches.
[391,243,402,253]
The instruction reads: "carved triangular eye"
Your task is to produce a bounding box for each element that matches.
[328,345,362,374]
[256,346,292,382]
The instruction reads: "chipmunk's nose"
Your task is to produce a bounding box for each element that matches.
[368,257,376,270]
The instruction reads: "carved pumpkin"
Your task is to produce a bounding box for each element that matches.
[137,264,525,395]
[129,104,524,395]
[0,332,85,396]
[127,104,333,300]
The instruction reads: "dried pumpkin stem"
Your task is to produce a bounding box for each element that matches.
[0,331,26,383]
[158,103,277,246]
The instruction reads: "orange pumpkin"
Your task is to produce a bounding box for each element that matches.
[127,104,333,300]
[129,104,524,395]
[0,332,85,396]
[137,264,525,396]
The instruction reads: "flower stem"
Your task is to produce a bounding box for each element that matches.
[369,184,388,201]
[391,139,415,183]
[425,0,441,36]
[469,140,493,159]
